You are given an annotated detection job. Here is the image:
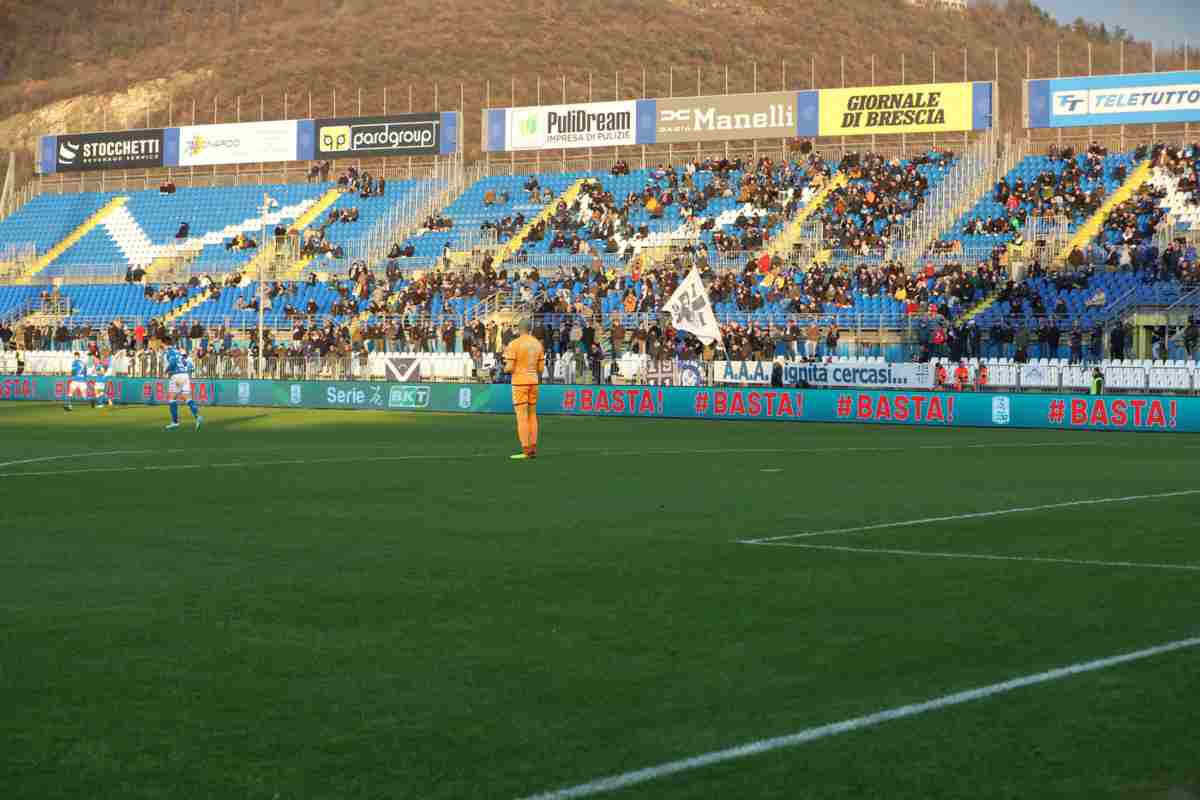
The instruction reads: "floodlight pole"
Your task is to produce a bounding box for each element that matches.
[257,192,277,376]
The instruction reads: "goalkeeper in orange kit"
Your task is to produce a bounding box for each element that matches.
[503,319,546,460]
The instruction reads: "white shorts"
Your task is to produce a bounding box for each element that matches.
[168,374,192,396]
[69,380,89,395]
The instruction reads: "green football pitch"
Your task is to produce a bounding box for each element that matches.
[2,402,1199,800]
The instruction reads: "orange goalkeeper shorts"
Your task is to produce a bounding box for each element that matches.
[512,384,539,407]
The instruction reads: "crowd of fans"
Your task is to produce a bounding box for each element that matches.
[818,149,953,256]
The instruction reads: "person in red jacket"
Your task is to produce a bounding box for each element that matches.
[954,361,970,391]
[975,364,989,391]
[934,362,949,390]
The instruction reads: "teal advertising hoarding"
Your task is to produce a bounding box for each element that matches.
[0,376,1191,434]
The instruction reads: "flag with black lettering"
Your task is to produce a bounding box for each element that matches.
[662,267,722,346]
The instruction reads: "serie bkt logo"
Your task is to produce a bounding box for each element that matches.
[388,385,431,409]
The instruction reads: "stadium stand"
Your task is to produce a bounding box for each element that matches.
[2,142,1199,370]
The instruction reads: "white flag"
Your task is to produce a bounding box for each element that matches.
[662,267,723,345]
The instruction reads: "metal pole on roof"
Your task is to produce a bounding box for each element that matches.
[931,52,937,153]
[1055,42,1062,150]
[1087,43,1093,147]
[870,55,876,154]
[588,71,594,172]
[963,47,969,153]
[1119,40,1125,152]
[752,61,758,162]
[641,65,649,169]
[561,74,566,171]
[1026,46,1032,149]
[535,76,540,174]
[842,54,848,158]
[1186,43,1191,146]
[899,53,904,157]
[511,77,515,174]
[1151,42,1158,147]
[668,66,674,167]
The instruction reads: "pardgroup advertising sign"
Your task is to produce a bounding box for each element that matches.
[313,113,445,159]
[1026,70,1200,128]
[652,91,798,143]
[44,128,166,173]
[177,120,299,166]
[797,81,993,137]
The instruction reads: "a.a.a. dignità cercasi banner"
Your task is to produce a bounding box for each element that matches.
[796,81,994,137]
[39,112,460,173]
[0,375,1192,433]
[714,360,933,389]
[1026,70,1200,129]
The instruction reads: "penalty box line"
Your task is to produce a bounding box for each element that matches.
[515,634,1200,800]
[0,440,1109,480]
[739,488,1200,545]
[747,541,1200,574]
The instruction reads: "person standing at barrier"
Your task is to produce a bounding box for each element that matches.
[1069,322,1084,365]
[504,319,545,461]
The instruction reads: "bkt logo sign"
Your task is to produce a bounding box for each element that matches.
[389,385,431,409]
[1054,91,1089,115]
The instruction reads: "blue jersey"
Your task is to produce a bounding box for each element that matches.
[70,358,86,379]
[165,348,192,376]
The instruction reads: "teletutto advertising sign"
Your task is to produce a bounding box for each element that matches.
[1026,70,1200,129]
[41,128,166,173]
[177,120,299,167]
[796,81,993,137]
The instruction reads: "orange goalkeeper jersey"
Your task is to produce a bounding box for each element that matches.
[504,334,545,386]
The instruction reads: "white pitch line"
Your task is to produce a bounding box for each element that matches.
[740,488,1200,544]
[0,449,168,469]
[516,635,1200,800]
[0,440,1109,480]
[745,541,1200,573]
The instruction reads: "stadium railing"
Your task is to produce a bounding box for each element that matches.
[6,350,1200,395]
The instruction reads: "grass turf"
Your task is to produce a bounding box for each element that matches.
[1,402,1199,799]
